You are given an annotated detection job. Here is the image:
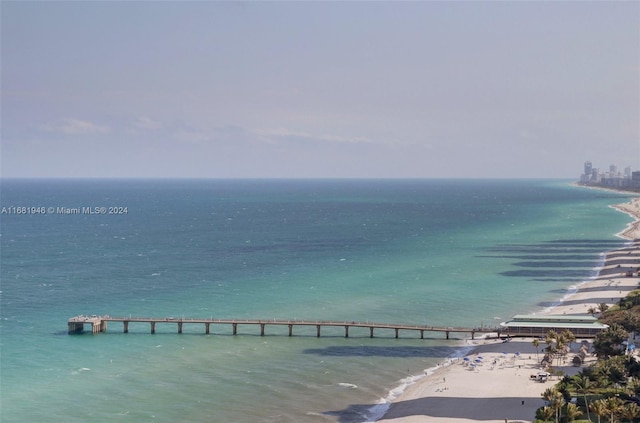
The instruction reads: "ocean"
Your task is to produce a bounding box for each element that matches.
[0,179,633,422]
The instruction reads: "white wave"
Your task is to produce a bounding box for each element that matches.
[537,250,610,315]
[337,382,357,389]
[363,344,476,422]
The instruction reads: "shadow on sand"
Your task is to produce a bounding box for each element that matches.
[326,396,544,423]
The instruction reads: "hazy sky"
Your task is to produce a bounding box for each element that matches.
[2,1,639,178]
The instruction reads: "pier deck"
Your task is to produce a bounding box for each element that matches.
[68,315,499,340]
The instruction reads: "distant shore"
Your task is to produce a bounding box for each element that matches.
[612,197,640,240]
[376,197,640,423]
[575,182,640,196]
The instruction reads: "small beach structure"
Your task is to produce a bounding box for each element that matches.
[499,315,608,338]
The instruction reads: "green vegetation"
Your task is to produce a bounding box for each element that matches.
[599,290,640,335]
[534,290,640,422]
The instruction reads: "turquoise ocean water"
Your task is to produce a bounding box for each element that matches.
[0,179,634,422]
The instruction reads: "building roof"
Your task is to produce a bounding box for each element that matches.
[500,314,609,330]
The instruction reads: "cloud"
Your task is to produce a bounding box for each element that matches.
[259,128,374,144]
[134,116,163,130]
[42,118,110,135]
[171,129,211,143]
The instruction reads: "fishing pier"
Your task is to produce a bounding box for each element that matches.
[68,315,498,340]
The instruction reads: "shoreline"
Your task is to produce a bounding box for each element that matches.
[373,197,640,423]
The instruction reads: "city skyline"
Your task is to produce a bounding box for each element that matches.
[2,1,639,179]
[580,160,640,191]
[582,161,634,177]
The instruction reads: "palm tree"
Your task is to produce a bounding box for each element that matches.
[571,372,592,422]
[590,399,608,423]
[542,387,565,423]
[537,405,555,422]
[561,329,576,353]
[542,386,555,402]
[620,402,640,422]
[595,358,626,389]
[594,323,629,358]
[604,396,623,423]
[533,338,541,362]
[565,402,581,422]
[553,330,575,366]
[552,390,566,423]
[544,329,575,367]
[542,387,557,419]
[545,331,559,367]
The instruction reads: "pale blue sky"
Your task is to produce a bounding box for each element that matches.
[2,1,638,178]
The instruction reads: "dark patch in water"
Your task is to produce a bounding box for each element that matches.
[303,345,458,358]
[477,254,600,260]
[530,278,587,283]
[501,269,594,278]
[480,238,628,282]
[511,260,596,268]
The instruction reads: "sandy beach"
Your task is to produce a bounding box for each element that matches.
[613,197,640,240]
[376,197,640,423]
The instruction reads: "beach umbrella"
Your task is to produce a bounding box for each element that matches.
[463,357,470,361]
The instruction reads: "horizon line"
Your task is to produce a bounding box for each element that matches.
[0,176,578,181]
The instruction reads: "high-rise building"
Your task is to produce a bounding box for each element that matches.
[579,161,639,191]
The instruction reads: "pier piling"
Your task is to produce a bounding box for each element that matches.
[67,315,499,340]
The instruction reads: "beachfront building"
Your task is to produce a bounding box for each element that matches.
[500,315,609,338]
[578,161,640,191]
